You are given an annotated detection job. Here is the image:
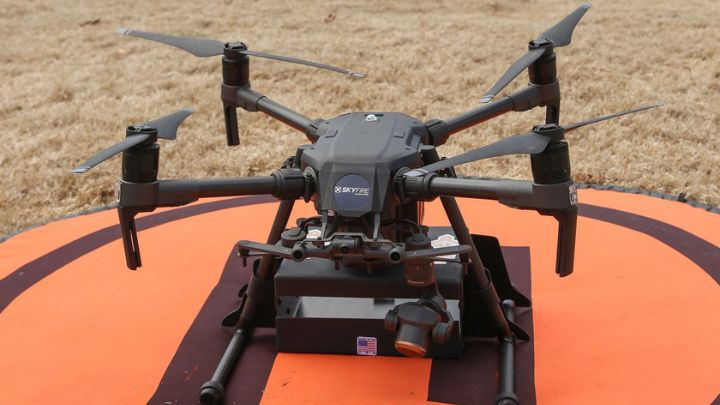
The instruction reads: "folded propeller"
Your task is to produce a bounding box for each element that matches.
[405,103,662,177]
[72,108,193,173]
[117,28,365,78]
[480,3,592,103]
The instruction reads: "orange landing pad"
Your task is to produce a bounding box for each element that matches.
[0,189,718,404]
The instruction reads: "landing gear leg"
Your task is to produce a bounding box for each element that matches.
[199,199,296,405]
[496,300,519,405]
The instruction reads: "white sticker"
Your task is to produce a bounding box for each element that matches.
[306,229,322,240]
[431,234,459,264]
[305,228,331,246]
[569,184,578,206]
[356,336,377,356]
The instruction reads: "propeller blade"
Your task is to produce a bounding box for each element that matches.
[73,108,194,173]
[241,49,365,78]
[406,101,663,177]
[405,103,663,177]
[479,48,545,103]
[117,29,364,77]
[539,3,592,47]
[480,4,592,103]
[144,108,194,140]
[73,134,149,173]
[116,28,225,57]
[405,132,550,177]
[564,103,663,133]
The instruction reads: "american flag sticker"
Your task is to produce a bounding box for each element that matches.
[356,336,377,356]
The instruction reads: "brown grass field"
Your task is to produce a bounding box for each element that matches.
[0,0,718,238]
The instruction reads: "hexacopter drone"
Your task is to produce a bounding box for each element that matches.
[75,4,660,404]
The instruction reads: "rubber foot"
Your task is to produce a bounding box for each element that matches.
[496,393,519,405]
[199,380,224,405]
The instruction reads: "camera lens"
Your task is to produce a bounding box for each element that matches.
[394,323,430,357]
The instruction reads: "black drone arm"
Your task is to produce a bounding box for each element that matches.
[427,82,559,146]
[117,168,306,270]
[221,83,320,142]
[215,45,326,145]
[399,174,576,276]
[400,175,574,210]
[119,176,279,207]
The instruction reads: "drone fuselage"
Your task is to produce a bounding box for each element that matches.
[301,112,428,221]
[299,112,431,243]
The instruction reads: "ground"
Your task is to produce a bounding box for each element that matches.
[0,0,718,237]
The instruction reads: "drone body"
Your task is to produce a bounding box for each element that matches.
[303,112,426,218]
[74,4,663,404]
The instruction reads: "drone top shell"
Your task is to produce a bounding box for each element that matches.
[301,112,428,217]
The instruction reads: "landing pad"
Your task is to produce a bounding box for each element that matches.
[1,188,718,404]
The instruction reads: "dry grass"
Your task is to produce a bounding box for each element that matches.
[1,0,718,237]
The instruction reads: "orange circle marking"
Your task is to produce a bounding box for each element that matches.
[0,190,718,404]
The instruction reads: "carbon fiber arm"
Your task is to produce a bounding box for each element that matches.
[117,169,305,270]
[399,174,577,276]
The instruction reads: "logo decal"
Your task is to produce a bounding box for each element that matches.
[333,186,369,196]
[333,174,371,210]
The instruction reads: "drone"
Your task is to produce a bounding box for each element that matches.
[75,4,660,405]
